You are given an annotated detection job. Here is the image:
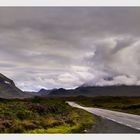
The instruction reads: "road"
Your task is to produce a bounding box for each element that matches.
[67,101,140,132]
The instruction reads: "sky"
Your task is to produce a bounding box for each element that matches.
[1,7,140,91]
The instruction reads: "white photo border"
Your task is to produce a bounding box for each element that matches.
[0,0,139,140]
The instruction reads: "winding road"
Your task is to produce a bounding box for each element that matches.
[67,101,140,132]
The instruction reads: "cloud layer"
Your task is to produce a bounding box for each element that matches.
[1,7,140,91]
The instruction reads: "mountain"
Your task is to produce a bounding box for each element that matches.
[74,85,140,96]
[0,73,32,99]
[38,88,51,95]
[47,85,140,97]
[35,88,66,96]
[47,88,68,96]
[24,88,51,97]
[1,72,140,98]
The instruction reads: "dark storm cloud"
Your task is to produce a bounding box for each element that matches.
[1,7,140,91]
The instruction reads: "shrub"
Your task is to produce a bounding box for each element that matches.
[16,110,33,120]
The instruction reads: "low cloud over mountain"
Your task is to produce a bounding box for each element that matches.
[1,7,140,91]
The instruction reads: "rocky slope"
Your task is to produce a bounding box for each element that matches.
[0,73,31,98]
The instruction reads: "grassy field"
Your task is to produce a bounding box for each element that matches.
[66,96,140,115]
[0,96,139,133]
[0,97,96,133]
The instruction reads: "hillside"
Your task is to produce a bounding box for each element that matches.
[0,73,31,98]
[1,73,140,98]
[46,85,140,97]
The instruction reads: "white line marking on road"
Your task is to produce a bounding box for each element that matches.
[118,121,123,124]
[110,119,116,122]
[126,124,133,127]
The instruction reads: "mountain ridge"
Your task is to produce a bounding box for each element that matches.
[0,73,32,98]
[1,73,140,98]
[43,85,140,97]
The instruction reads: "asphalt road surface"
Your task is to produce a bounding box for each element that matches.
[67,101,140,133]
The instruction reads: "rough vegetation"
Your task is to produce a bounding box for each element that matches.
[0,97,96,133]
[0,95,139,133]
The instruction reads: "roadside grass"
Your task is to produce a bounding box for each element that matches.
[27,108,96,134]
[1,96,138,133]
[0,97,96,133]
[26,124,81,133]
[67,96,140,115]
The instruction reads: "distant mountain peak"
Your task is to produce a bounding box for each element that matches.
[39,88,47,93]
